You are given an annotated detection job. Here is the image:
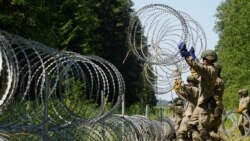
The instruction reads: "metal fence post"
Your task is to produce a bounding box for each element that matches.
[100,90,106,141]
[145,104,149,118]
[43,73,49,140]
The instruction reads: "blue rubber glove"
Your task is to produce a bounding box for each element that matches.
[178,42,186,50]
[189,47,197,60]
[178,42,189,57]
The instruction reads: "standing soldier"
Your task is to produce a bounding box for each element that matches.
[237,88,250,136]
[170,97,185,138]
[178,42,218,141]
[209,63,225,141]
[174,75,199,141]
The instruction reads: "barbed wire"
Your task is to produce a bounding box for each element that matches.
[0,30,127,140]
[127,4,207,94]
[221,111,250,138]
[0,30,177,140]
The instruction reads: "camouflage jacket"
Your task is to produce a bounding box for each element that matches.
[214,77,224,107]
[185,56,218,106]
[239,96,250,113]
[176,84,199,117]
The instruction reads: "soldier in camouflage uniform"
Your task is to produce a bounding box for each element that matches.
[237,88,250,136]
[209,63,225,141]
[178,42,218,141]
[170,97,185,138]
[174,75,199,141]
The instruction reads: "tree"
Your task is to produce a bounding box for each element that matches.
[90,0,157,107]
[215,0,250,109]
[0,0,99,53]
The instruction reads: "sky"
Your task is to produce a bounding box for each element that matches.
[131,0,224,101]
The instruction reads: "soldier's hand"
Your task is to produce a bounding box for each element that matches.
[237,109,242,113]
[178,42,190,57]
[190,67,197,77]
[237,107,244,113]
[174,81,181,93]
[178,42,186,50]
[189,47,197,60]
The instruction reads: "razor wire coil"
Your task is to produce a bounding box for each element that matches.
[127,4,207,94]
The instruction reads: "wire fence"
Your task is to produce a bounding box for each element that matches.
[127,4,207,94]
[0,30,177,140]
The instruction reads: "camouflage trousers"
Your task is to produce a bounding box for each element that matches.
[176,115,191,139]
[209,111,224,141]
[174,117,183,131]
[209,107,222,132]
[187,104,224,141]
[238,113,250,136]
[188,106,211,141]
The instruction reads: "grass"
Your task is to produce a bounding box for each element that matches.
[221,134,250,141]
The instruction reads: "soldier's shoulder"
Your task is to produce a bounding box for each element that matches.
[207,65,217,71]
[216,77,225,84]
[191,86,199,91]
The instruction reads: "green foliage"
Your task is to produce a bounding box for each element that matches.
[140,65,158,107]
[90,0,157,107]
[215,0,250,110]
[124,103,161,120]
[0,80,103,126]
[125,103,144,115]
[0,0,99,53]
[61,80,104,118]
[0,101,41,125]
